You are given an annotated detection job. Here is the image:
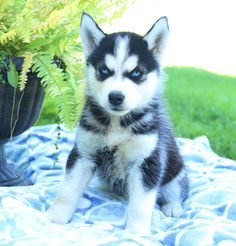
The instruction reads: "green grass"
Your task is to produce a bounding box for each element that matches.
[37,94,58,126]
[164,67,236,160]
[36,67,236,160]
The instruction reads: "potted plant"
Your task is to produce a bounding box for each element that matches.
[0,0,127,186]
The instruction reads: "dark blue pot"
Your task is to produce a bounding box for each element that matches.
[0,57,45,186]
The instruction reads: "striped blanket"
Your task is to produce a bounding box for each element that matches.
[1,125,236,245]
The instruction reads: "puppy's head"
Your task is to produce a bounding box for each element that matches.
[80,13,169,116]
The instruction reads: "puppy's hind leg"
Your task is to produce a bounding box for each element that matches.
[47,146,95,224]
[160,170,189,217]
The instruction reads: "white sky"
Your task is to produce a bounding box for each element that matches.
[103,0,236,76]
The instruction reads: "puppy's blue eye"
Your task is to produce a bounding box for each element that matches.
[99,65,110,77]
[97,65,114,81]
[129,68,143,81]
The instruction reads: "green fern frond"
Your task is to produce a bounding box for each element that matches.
[0,29,16,44]
[32,0,78,34]
[0,22,7,32]
[32,55,78,129]
[19,52,34,91]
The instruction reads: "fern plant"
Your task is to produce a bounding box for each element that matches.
[0,0,128,129]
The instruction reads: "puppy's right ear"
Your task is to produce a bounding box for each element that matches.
[80,13,106,59]
[143,16,169,64]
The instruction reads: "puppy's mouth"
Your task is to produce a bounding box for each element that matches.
[110,105,124,111]
[108,105,129,116]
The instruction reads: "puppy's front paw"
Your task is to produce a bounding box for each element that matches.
[46,202,75,224]
[125,217,151,234]
[125,223,150,234]
[161,202,184,217]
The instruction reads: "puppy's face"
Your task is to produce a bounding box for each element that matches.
[80,14,169,116]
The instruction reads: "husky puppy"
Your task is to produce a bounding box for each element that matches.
[47,13,189,234]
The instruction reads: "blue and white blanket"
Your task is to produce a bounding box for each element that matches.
[1,125,236,245]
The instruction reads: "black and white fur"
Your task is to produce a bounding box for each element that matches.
[47,13,189,234]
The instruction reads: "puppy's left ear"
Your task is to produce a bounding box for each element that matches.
[80,13,106,59]
[143,17,169,63]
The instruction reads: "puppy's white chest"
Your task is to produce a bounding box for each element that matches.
[104,118,130,147]
[105,118,158,163]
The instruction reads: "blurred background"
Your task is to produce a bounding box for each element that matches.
[38,0,236,159]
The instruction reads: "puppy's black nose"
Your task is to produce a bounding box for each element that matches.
[108,91,125,106]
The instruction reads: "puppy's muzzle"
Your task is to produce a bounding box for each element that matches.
[108,91,125,109]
